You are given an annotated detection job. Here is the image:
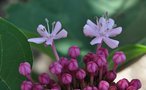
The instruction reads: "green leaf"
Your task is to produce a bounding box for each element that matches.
[0,18,33,90]
[108,44,146,71]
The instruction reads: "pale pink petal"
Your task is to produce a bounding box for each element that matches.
[37,24,49,37]
[90,37,103,45]
[107,18,115,29]
[28,37,46,44]
[99,17,106,27]
[107,27,122,37]
[54,29,68,39]
[45,38,53,45]
[83,25,96,37]
[99,17,107,31]
[52,21,62,36]
[87,19,97,30]
[103,37,119,49]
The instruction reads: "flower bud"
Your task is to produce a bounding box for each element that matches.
[68,59,78,71]
[129,79,141,89]
[98,80,109,90]
[21,81,32,90]
[105,70,117,82]
[38,73,50,84]
[97,48,109,58]
[109,86,117,90]
[126,86,137,90]
[117,78,129,90]
[76,69,86,80]
[95,55,107,67]
[113,51,126,65]
[49,62,63,75]
[87,61,98,73]
[61,73,72,84]
[59,57,69,67]
[51,83,61,90]
[19,62,31,76]
[83,52,96,64]
[92,86,98,90]
[83,86,92,90]
[32,83,43,90]
[68,46,80,58]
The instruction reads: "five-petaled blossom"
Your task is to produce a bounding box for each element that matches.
[83,17,122,49]
[28,20,68,45]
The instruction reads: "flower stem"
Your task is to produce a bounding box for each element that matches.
[26,74,34,83]
[90,74,94,85]
[113,63,118,71]
[81,79,85,89]
[99,67,103,81]
[96,43,102,54]
[67,84,71,90]
[51,42,60,61]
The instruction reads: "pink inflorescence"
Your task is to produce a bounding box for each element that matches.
[19,16,142,90]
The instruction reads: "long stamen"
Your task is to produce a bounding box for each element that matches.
[52,21,56,32]
[45,18,50,34]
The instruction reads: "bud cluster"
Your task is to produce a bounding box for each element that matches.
[19,46,141,90]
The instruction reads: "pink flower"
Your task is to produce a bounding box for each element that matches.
[76,69,86,80]
[129,79,141,89]
[83,17,122,49]
[68,59,78,71]
[32,83,44,90]
[68,46,80,58]
[117,78,129,90]
[28,20,68,45]
[49,62,63,75]
[98,80,109,90]
[61,73,72,84]
[87,61,98,73]
[38,73,50,85]
[113,51,126,65]
[19,62,31,76]
[21,81,33,90]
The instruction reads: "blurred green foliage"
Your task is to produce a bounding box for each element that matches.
[5,0,146,56]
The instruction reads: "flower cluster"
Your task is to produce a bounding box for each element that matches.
[19,16,141,90]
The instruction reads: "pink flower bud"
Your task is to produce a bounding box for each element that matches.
[105,70,117,82]
[92,86,98,90]
[83,52,96,64]
[38,73,50,84]
[76,69,86,80]
[68,46,80,58]
[59,57,69,67]
[83,86,92,90]
[68,59,78,71]
[97,48,109,58]
[109,86,117,90]
[19,62,31,76]
[113,51,126,65]
[87,61,98,73]
[51,83,61,90]
[117,78,129,90]
[98,80,109,90]
[126,86,137,90]
[32,83,43,90]
[49,62,63,75]
[61,73,72,84]
[129,79,141,89]
[21,81,32,90]
[95,55,107,67]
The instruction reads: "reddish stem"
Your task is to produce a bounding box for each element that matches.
[96,43,102,54]
[113,63,118,71]
[51,41,60,61]
[90,74,94,85]
[99,67,103,81]
[67,84,71,90]
[26,74,34,83]
[81,79,85,89]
